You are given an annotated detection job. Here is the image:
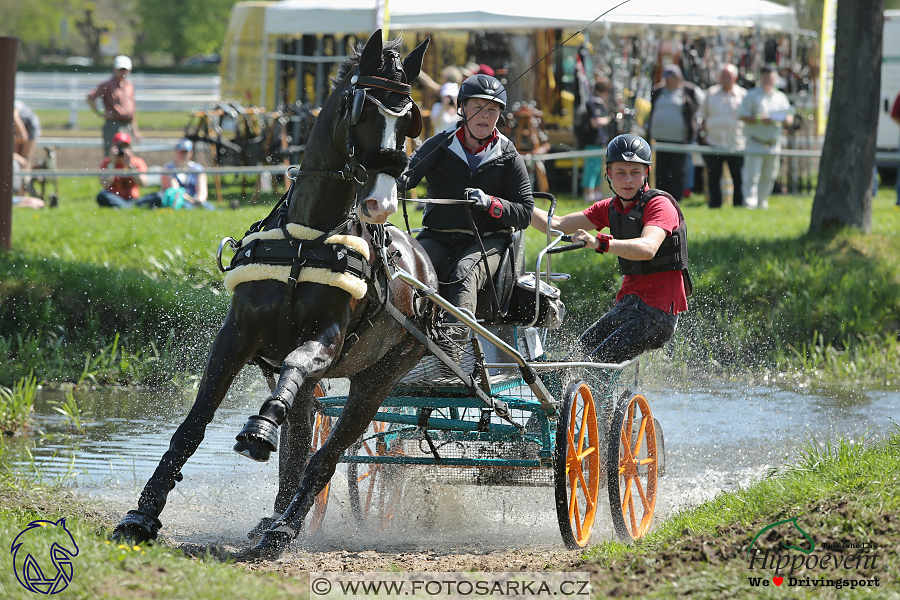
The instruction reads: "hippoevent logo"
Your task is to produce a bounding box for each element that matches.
[10,518,80,594]
[745,517,881,591]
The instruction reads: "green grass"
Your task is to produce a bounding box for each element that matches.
[36,110,198,134]
[0,473,304,599]
[2,182,899,388]
[582,427,900,598]
[0,375,37,434]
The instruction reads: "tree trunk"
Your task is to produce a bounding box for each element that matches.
[810,0,884,234]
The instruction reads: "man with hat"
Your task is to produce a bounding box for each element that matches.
[739,63,793,209]
[647,63,704,201]
[87,55,142,154]
[530,134,690,363]
[96,132,148,208]
[397,74,533,334]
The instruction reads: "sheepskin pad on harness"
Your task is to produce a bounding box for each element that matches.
[223,223,371,299]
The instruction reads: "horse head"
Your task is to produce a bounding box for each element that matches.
[327,29,429,224]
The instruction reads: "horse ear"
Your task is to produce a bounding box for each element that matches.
[358,29,384,75]
[403,36,430,83]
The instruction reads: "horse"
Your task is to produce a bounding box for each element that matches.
[111,30,438,559]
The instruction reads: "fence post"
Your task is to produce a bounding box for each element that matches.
[0,36,19,252]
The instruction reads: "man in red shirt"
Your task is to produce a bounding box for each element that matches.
[87,55,141,154]
[97,132,148,208]
[531,134,690,363]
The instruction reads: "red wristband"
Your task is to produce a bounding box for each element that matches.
[487,197,503,219]
[595,234,612,253]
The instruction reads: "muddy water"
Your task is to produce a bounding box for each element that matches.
[7,376,899,552]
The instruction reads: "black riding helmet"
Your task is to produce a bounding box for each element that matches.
[457,74,507,110]
[606,134,653,165]
[605,134,652,200]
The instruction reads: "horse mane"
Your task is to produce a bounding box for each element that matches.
[333,36,404,89]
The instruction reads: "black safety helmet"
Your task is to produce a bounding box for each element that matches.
[606,134,653,166]
[457,74,507,110]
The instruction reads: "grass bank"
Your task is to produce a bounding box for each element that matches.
[1,187,899,388]
[0,471,303,599]
[0,428,896,598]
[582,427,900,598]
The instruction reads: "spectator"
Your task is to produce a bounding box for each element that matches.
[13,101,41,173]
[87,55,142,154]
[430,82,459,136]
[12,153,44,208]
[137,139,214,210]
[96,132,148,209]
[530,134,689,363]
[647,64,704,201]
[576,77,614,203]
[739,64,793,210]
[700,64,747,208]
[892,90,900,206]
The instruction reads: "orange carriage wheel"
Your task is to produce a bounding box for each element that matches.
[607,392,658,542]
[554,381,602,549]
[304,383,332,535]
[346,420,406,531]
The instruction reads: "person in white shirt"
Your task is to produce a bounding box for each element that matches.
[430,82,459,136]
[701,64,747,208]
[739,64,793,210]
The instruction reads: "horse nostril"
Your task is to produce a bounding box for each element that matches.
[364,198,381,216]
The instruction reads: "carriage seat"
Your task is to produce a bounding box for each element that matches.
[475,229,525,324]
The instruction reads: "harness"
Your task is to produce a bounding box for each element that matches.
[608,187,693,295]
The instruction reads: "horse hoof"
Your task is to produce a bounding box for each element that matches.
[247,516,277,542]
[233,415,279,462]
[110,510,161,544]
[251,529,293,560]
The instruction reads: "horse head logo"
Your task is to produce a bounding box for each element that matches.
[746,517,815,559]
[11,517,80,594]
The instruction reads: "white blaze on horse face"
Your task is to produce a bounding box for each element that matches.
[359,110,400,224]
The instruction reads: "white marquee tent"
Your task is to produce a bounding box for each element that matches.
[263,0,799,36]
[258,0,799,105]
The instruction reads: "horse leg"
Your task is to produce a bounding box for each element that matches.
[248,379,318,540]
[234,324,341,462]
[112,317,258,543]
[248,340,424,558]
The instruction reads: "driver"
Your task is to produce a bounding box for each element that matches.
[530,134,690,363]
[397,74,533,332]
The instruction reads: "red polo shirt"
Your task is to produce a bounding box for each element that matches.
[583,194,688,314]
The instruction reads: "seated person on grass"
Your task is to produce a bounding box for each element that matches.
[96,132,148,209]
[138,139,214,210]
[530,134,690,364]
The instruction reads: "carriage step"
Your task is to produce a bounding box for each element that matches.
[233,415,279,462]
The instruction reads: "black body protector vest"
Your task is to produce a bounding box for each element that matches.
[608,188,693,296]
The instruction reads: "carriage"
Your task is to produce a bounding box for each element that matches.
[112,30,666,556]
[304,194,667,549]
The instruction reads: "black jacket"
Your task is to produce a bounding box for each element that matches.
[400,130,533,233]
[648,81,702,144]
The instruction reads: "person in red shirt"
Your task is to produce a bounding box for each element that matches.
[87,55,141,154]
[531,134,691,363]
[96,132,148,208]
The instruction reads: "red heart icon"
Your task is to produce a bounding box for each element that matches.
[773,577,783,586]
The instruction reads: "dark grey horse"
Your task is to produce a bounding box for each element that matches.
[112,30,437,559]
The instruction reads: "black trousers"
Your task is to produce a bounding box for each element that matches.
[703,153,744,208]
[653,151,687,201]
[575,295,678,364]
[416,229,507,317]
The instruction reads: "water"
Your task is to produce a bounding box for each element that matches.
[5,377,899,549]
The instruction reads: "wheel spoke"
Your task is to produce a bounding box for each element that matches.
[632,414,648,458]
[634,473,650,510]
[621,475,633,513]
[628,492,638,533]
